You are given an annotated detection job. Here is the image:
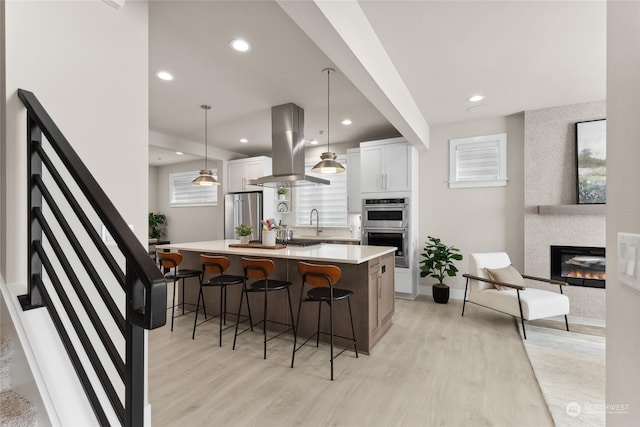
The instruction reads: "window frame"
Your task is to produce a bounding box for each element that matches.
[293,156,348,227]
[169,170,218,207]
[449,133,508,188]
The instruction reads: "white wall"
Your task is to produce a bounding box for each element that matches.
[606,2,640,423]
[154,159,224,243]
[148,165,158,213]
[3,0,149,282]
[0,0,6,276]
[419,114,525,294]
[2,1,150,424]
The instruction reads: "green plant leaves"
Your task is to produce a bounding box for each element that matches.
[418,235,463,285]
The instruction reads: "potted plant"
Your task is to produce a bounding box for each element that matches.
[419,236,463,304]
[277,187,288,200]
[235,224,253,244]
[148,212,167,240]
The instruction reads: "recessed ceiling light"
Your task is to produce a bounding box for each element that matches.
[240,138,248,144]
[309,139,319,145]
[468,94,484,102]
[341,119,352,126]
[156,71,174,81]
[230,38,251,52]
[175,151,183,155]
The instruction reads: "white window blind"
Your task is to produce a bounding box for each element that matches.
[294,159,348,227]
[169,170,218,206]
[449,133,507,188]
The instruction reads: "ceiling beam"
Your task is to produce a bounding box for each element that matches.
[277,0,430,151]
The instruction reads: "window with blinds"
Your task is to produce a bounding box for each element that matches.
[169,170,218,206]
[294,159,348,227]
[449,133,507,188]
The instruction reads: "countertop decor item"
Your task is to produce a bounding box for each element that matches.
[419,236,463,304]
[235,224,253,244]
[312,68,345,174]
[192,104,220,186]
[148,212,167,239]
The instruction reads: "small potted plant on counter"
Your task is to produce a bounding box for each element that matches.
[235,224,253,244]
[277,187,288,200]
[419,236,463,304]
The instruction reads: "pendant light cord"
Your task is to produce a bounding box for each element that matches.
[201,104,211,170]
[323,68,334,153]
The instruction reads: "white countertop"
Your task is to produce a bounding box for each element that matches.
[157,240,394,265]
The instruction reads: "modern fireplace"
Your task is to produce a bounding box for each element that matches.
[550,245,605,288]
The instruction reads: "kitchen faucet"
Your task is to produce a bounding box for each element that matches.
[309,208,320,236]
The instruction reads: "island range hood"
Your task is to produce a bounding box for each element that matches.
[248,103,329,187]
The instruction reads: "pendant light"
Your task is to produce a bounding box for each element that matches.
[192,104,220,186]
[312,68,345,174]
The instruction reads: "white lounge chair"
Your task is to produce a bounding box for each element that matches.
[462,252,570,339]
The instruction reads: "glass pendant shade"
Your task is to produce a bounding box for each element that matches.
[312,68,345,174]
[193,104,220,186]
[312,152,345,174]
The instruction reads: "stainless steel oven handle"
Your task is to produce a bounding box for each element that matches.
[362,227,407,232]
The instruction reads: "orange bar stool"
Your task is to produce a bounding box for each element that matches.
[291,262,358,380]
[192,255,252,346]
[158,252,202,331]
[233,257,296,360]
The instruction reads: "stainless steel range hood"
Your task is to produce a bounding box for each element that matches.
[249,103,329,187]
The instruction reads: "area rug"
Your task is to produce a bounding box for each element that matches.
[521,320,605,427]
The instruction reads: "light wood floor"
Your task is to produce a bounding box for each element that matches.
[148,296,553,426]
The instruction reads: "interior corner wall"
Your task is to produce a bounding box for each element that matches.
[0,0,6,278]
[523,100,606,320]
[419,114,525,294]
[606,2,640,424]
[148,165,159,213]
[155,160,224,243]
[3,1,149,283]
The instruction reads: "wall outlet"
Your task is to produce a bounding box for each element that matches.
[618,232,640,290]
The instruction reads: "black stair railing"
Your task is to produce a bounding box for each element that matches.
[17,89,167,427]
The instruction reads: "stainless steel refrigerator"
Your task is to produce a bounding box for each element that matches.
[224,191,263,241]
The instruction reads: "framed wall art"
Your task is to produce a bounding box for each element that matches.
[575,119,606,204]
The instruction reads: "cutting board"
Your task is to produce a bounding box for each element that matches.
[228,243,287,250]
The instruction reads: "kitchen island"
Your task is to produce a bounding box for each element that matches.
[157,240,396,354]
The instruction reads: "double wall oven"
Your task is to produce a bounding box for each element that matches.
[362,197,410,268]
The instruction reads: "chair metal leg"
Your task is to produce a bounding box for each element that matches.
[329,288,334,381]
[233,281,246,351]
[461,277,469,316]
[181,279,185,314]
[219,285,224,347]
[192,285,202,339]
[286,287,296,337]
[171,279,177,331]
[564,315,570,332]
[245,290,254,331]
[516,290,527,340]
[347,297,358,357]
[316,301,322,348]
[291,286,305,369]
[263,286,268,359]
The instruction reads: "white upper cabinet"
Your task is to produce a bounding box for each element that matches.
[346,148,361,213]
[360,138,411,194]
[227,156,272,193]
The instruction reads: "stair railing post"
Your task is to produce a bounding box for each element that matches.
[23,113,44,309]
[125,261,145,427]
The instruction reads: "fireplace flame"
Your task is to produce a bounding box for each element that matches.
[563,269,606,280]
